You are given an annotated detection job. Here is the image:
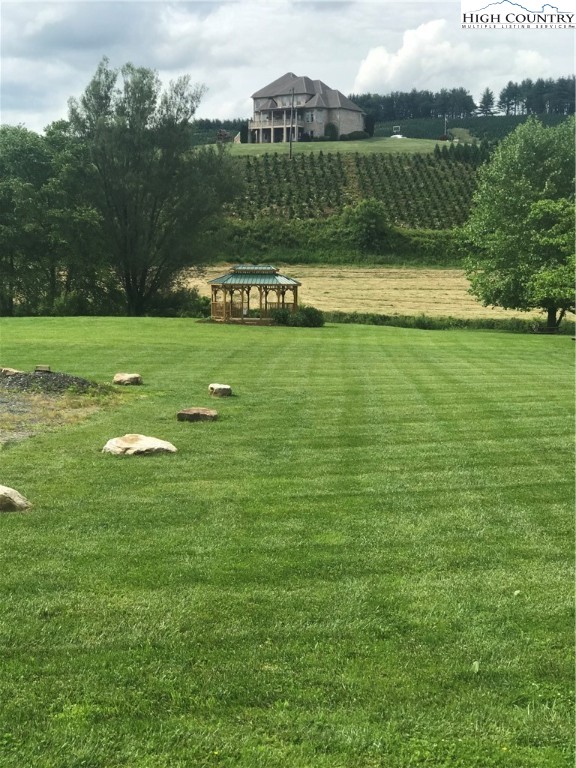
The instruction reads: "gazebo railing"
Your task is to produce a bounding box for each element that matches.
[261,302,295,316]
[211,301,296,321]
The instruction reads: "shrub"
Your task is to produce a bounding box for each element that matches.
[324,123,339,141]
[339,199,390,253]
[271,305,325,327]
[146,286,210,318]
[340,131,370,141]
[291,305,325,327]
[270,308,291,326]
[388,227,463,265]
[324,310,574,334]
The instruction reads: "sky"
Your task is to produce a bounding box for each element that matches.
[1,0,574,133]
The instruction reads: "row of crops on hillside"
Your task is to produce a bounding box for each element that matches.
[230,151,478,229]
[353,153,477,229]
[234,152,356,220]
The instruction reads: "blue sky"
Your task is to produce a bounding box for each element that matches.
[1,0,573,132]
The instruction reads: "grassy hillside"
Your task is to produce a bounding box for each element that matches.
[228,136,440,157]
[373,114,570,142]
[0,318,573,767]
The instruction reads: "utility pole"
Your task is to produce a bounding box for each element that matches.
[289,88,295,159]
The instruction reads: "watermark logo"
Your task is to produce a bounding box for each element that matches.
[461,0,575,28]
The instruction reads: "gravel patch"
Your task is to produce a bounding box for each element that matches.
[0,370,102,395]
[0,371,107,445]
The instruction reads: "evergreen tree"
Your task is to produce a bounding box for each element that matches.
[478,88,495,116]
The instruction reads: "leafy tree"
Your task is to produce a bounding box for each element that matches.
[0,123,113,316]
[340,198,389,253]
[463,117,575,329]
[0,126,51,314]
[67,58,242,315]
[524,199,575,326]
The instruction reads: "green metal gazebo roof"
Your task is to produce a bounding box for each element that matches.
[208,264,301,287]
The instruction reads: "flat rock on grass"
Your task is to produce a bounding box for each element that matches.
[177,408,218,422]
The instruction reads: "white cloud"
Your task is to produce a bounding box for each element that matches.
[513,48,552,72]
[352,16,572,102]
[0,1,573,132]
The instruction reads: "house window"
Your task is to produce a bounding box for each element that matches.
[305,111,314,123]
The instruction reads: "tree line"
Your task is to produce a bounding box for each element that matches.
[351,76,575,126]
[0,59,573,328]
[192,78,575,143]
[0,59,242,317]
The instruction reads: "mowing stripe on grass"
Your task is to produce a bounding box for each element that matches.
[0,318,573,767]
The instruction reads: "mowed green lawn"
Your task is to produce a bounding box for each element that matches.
[228,136,439,156]
[0,318,573,768]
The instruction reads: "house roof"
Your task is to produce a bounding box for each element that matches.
[252,73,315,99]
[252,72,363,113]
[209,264,301,287]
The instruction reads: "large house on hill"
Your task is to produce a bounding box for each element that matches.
[248,72,364,144]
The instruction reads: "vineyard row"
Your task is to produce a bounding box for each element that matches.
[228,151,479,229]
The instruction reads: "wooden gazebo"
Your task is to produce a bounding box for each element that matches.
[209,264,301,324]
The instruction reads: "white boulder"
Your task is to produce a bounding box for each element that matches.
[102,434,177,456]
[113,373,142,385]
[209,383,232,397]
[0,485,32,511]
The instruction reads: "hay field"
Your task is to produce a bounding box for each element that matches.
[196,265,539,319]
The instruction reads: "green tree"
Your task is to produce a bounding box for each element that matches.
[340,198,389,253]
[42,121,114,315]
[463,117,575,329]
[0,126,49,314]
[524,199,575,326]
[0,126,89,315]
[478,88,495,117]
[67,58,242,315]
[0,123,108,316]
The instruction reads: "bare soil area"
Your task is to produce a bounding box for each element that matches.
[0,371,108,445]
[195,265,539,319]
